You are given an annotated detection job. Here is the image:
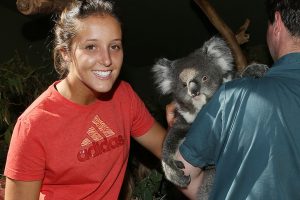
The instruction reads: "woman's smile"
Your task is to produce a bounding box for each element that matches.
[92,70,112,79]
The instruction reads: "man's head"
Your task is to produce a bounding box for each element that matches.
[265,0,300,60]
[266,0,300,37]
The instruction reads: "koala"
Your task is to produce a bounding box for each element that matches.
[152,36,268,200]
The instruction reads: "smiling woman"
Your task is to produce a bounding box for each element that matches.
[4,1,167,199]
[56,14,124,104]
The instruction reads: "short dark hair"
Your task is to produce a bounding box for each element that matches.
[266,0,300,36]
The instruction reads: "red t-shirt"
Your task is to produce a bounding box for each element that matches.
[5,80,154,200]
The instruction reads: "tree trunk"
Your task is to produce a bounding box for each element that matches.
[16,0,69,15]
[193,0,248,72]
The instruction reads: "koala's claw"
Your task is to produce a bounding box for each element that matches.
[162,159,191,187]
[174,160,185,169]
[240,63,269,78]
[176,174,191,187]
[168,170,191,188]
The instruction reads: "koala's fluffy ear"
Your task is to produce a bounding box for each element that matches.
[196,36,234,74]
[152,58,174,95]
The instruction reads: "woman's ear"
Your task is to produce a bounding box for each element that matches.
[60,48,71,62]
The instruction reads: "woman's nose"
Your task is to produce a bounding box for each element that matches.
[98,48,112,67]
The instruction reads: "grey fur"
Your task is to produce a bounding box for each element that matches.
[152,36,268,200]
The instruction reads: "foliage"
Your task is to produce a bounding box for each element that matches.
[129,165,187,200]
[132,169,164,200]
[122,140,187,200]
[0,51,56,172]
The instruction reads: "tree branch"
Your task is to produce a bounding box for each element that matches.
[16,0,69,15]
[235,19,250,45]
[193,0,248,72]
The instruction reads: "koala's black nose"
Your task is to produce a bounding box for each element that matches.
[189,80,200,97]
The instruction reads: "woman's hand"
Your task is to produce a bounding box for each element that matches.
[166,101,176,127]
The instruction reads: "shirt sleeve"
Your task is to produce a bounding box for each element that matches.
[126,84,154,137]
[179,85,225,168]
[4,117,46,181]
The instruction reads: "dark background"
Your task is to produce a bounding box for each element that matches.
[0,0,271,110]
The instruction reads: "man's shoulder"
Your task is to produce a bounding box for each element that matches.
[224,76,272,92]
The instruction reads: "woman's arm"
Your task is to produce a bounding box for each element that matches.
[134,119,204,199]
[5,177,42,200]
[134,121,166,159]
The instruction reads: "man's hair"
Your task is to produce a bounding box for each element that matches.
[266,0,300,36]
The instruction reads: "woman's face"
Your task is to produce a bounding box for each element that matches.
[66,15,123,95]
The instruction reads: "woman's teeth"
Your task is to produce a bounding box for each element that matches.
[93,70,111,78]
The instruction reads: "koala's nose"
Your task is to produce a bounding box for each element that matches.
[188,80,200,97]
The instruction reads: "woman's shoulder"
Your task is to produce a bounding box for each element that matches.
[19,82,60,122]
[113,80,135,95]
[111,80,143,104]
[117,80,132,89]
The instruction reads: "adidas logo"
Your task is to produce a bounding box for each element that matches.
[77,115,125,162]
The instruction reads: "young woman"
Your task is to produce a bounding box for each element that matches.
[4,0,166,199]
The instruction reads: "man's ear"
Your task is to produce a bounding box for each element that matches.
[273,11,283,36]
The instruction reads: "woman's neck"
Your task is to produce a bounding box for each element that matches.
[56,78,98,105]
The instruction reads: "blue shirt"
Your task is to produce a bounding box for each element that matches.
[179,53,300,200]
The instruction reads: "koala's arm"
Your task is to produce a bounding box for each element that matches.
[175,151,204,200]
[134,121,167,159]
[239,63,269,78]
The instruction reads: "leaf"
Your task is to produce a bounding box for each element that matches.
[142,189,153,200]
[149,170,163,182]
[4,125,13,144]
[0,51,55,147]
[3,106,11,125]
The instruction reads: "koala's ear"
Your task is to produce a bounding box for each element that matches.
[152,58,174,95]
[201,36,234,74]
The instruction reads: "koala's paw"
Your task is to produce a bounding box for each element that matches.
[162,159,191,187]
[240,63,269,78]
[174,159,185,169]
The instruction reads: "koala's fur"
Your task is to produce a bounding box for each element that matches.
[152,36,268,200]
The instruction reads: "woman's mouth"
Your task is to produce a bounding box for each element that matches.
[93,70,112,78]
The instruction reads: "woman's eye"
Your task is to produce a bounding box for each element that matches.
[85,44,96,51]
[111,44,122,50]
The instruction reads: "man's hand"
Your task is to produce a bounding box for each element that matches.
[175,151,204,200]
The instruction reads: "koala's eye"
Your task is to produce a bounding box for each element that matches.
[182,82,187,87]
[202,76,208,82]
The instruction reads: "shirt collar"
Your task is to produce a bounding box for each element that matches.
[266,52,300,76]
